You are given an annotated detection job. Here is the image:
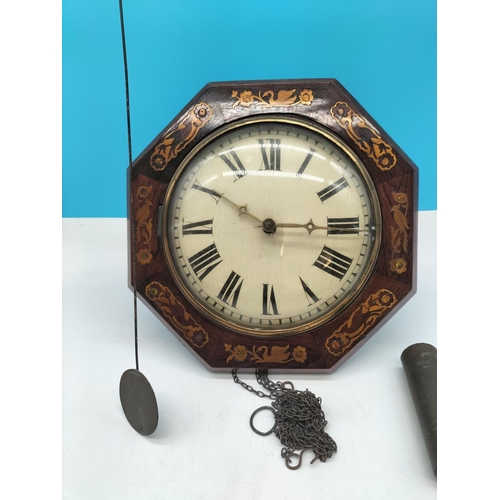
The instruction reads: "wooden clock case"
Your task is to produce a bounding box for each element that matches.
[127,79,418,372]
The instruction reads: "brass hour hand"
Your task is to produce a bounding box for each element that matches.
[275,219,327,235]
[275,218,370,235]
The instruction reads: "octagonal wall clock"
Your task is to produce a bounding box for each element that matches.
[128,79,418,372]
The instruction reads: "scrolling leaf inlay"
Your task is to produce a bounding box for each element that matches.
[150,102,213,171]
[145,281,209,348]
[330,101,397,171]
[325,289,397,356]
[225,343,307,364]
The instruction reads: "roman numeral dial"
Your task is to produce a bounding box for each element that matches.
[299,277,320,305]
[297,148,315,175]
[317,176,349,203]
[192,181,222,202]
[217,271,244,308]
[188,243,222,281]
[258,139,281,170]
[219,150,246,179]
[165,120,380,336]
[182,218,213,235]
[262,284,279,315]
[327,217,359,235]
[313,246,353,280]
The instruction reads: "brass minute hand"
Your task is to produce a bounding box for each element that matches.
[211,188,263,224]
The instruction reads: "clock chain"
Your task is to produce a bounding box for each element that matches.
[232,369,337,470]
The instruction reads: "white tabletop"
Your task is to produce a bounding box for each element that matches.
[63,211,437,500]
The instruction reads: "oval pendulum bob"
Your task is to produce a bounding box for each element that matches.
[119,369,159,435]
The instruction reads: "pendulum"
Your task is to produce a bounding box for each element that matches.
[118,0,159,436]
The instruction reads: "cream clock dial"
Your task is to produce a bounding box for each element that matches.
[163,117,381,336]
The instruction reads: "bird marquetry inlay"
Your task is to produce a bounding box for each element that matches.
[389,192,410,274]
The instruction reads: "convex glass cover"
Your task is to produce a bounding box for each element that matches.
[163,117,381,336]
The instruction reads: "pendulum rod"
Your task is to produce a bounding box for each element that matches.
[117,0,158,437]
[119,0,139,372]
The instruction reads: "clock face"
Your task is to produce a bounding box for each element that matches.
[163,117,381,336]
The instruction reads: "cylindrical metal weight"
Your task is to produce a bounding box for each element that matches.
[401,343,437,477]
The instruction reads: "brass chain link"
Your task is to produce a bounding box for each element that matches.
[232,369,337,470]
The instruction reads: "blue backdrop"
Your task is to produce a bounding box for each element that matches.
[62,0,436,217]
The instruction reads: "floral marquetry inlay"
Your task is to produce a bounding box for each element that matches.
[135,185,153,265]
[389,192,410,274]
[150,102,213,171]
[128,79,417,371]
[330,102,397,171]
[231,89,314,108]
[225,344,307,364]
[146,281,209,348]
[325,289,397,357]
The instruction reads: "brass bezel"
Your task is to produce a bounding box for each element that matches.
[161,115,382,337]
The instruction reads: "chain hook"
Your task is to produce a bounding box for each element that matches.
[284,448,319,470]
